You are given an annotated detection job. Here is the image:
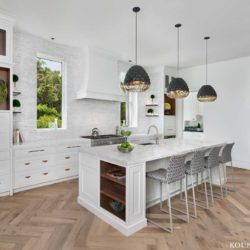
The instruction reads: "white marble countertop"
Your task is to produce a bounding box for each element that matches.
[80,138,225,167]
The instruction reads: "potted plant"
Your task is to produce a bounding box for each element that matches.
[0,79,7,105]
[13,99,21,112]
[117,129,133,153]
[13,74,19,88]
[150,94,155,103]
[147,108,154,116]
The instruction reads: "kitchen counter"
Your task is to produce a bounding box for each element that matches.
[78,138,225,236]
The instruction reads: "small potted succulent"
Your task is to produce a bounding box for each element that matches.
[13,99,21,112]
[0,79,7,105]
[117,129,133,153]
[150,94,155,103]
[13,74,19,88]
[147,108,154,116]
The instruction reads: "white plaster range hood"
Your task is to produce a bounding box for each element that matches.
[76,47,126,102]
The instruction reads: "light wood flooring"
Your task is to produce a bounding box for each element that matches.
[0,167,249,250]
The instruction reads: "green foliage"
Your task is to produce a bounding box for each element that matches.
[13,74,19,82]
[147,108,154,113]
[120,129,132,137]
[37,59,62,128]
[120,102,126,125]
[150,94,155,99]
[37,104,61,119]
[0,79,7,105]
[37,115,62,129]
[13,99,21,107]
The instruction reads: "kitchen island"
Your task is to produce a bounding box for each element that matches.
[78,138,224,236]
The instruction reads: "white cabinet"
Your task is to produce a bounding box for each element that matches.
[164,116,176,136]
[183,131,204,139]
[0,14,13,65]
[76,47,126,102]
[13,142,83,191]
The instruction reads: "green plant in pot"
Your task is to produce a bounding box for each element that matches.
[147,108,154,115]
[13,99,21,112]
[117,129,133,153]
[13,74,19,88]
[0,79,8,105]
[150,94,155,103]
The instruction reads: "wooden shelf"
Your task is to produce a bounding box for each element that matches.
[146,104,159,107]
[146,114,159,117]
[101,173,125,186]
[101,189,125,205]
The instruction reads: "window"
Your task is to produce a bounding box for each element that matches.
[37,55,66,129]
[120,72,138,127]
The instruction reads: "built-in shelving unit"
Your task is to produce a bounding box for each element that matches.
[100,161,126,221]
[145,103,159,117]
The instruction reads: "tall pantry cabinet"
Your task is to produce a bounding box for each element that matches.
[0,13,14,196]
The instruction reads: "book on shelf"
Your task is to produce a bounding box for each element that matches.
[106,170,126,180]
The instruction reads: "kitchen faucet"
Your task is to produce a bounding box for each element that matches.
[148,125,159,144]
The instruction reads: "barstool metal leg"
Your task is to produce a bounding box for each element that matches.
[190,174,197,218]
[222,163,228,197]
[218,165,224,199]
[202,171,209,209]
[208,168,214,206]
[166,183,173,233]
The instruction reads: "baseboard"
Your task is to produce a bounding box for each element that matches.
[14,175,78,193]
[0,191,10,197]
[77,196,147,236]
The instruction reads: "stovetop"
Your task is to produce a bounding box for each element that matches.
[81,134,122,140]
[81,134,125,146]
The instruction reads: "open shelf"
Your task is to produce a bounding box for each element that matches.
[100,161,126,221]
[13,91,21,96]
[146,104,159,107]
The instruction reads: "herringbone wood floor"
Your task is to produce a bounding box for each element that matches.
[0,167,249,250]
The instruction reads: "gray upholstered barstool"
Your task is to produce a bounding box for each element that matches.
[184,149,209,218]
[146,153,189,233]
[220,142,235,193]
[203,146,224,205]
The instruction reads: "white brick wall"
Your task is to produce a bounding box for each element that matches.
[13,29,120,142]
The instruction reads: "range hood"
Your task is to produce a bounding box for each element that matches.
[76,47,126,102]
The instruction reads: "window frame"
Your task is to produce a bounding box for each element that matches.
[36,53,67,130]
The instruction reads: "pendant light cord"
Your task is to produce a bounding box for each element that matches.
[206,38,208,84]
[177,26,179,75]
[204,36,210,84]
[135,11,138,64]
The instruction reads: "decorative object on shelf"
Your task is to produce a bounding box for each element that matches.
[122,7,150,92]
[166,24,189,99]
[13,128,24,144]
[13,74,19,88]
[197,37,217,102]
[0,78,7,105]
[150,94,155,103]
[147,108,154,114]
[13,99,21,112]
[109,200,125,213]
[164,102,171,110]
[117,129,134,153]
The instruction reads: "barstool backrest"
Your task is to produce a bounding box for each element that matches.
[189,149,207,175]
[166,153,187,184]
[221,143,235,164]
[207,146,222,168]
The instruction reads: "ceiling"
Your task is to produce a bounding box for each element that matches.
[1,0,250,67]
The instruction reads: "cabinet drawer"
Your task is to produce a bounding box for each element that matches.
[0,160,10,175]
[0,174,10,193]
[15,147,55,159]
[56,165,78,179]
[56,144,82,154]
[56,152,78,165]
[0,113,10,133]
[14,168,56,189]
[0,132,10,150]
[15,156,55,172]
[0,151,10,161]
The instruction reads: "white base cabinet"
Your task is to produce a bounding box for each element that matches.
[13,142,82,191]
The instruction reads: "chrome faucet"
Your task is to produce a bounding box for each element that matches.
[148,125,159,144]
[91,128,100,137]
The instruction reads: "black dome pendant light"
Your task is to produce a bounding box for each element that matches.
[167,24,189,99]
[122,7,150,92]
[197,37,217,102]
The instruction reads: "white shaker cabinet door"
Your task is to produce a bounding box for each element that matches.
[0,113,10,151]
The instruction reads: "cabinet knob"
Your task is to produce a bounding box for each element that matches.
[65,168,70,171]
[42,160,48,163]
[65,156,71,159]
[25,176,31,179]
[43,172,48,175]
[25,163,30,166]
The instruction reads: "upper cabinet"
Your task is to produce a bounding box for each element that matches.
[76,47,126,102]
[0,14,14,65]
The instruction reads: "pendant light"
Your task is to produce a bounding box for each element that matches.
[197,37,217,102]
[122,7,150,92]
[167,24,189,99]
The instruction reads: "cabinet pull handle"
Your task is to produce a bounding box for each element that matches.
[43,172,48,175]
[65,168,70,171]
[65,156,71,159]
[25,163,30,166]
[66,146,80,149]
[42,160,48,163]
[28,149,45,153]
[25,176,31,179]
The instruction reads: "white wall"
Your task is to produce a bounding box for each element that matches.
[13,29,120,142]
[180,56,250,169]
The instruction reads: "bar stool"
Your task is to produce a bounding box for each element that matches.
[203,146,224,205]
[220,143,235,193]
[146,153,189,233]
[183,149,209,218]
